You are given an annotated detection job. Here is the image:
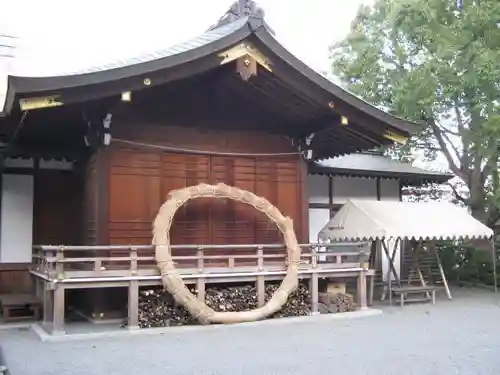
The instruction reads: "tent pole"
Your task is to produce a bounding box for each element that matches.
[491,238,497,293]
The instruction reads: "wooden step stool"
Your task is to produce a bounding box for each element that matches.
[0,294,42,322]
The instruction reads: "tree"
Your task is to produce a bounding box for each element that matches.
[330,0,500,225]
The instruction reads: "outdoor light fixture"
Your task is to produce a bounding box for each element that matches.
[121,91,132,102]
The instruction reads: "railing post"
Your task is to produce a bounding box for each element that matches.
[48,246,66,335]
[256,245,265,307]
[196,246,205,301]
[128,246,139,330]
[52,282,66,335]
[130,246,138,276]
[310,245,319,315]
[42,280,53,327]
[55,246,65,281]
[47,250,56,279]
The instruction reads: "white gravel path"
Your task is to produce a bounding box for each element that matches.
[2,288,500,375]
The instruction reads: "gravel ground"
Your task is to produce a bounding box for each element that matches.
[2,288,500,375]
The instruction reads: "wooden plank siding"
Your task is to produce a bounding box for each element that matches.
[0,168,82,295]
[33,169,83,246]
[0,264,33,294]
[84,123,308,264]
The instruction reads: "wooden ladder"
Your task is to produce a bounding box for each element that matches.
[401,242,452,299]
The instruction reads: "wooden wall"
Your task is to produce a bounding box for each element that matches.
[84,154,98,244]
[84,123,308,254]
[0,264,33,294]
[0,167,82,295]
[33,169,83,245]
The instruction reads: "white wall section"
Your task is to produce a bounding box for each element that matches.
[332,177,377,203]
[307,174,403,279]
[307,174,329,204]
[0,174,34,263]
[308,208,330,242]
[379,179,399,201]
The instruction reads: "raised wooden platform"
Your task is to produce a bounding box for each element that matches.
[30,243,374,335]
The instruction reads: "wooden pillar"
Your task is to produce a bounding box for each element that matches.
[257,277,265,307]
[128,246,139,330]
[127,281,139,330]
[357,271,368,309]
[42,281,53,326]
[357,251,369,309]
[95,148,110,244]
[52,284,66,335]
[197,246,206,301]
[299,158,310,243]
[310,273,319,314]
[256,246,265,307]
[87,147,112,320]
[310,247,319,314]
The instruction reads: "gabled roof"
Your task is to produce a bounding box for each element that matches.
[319,200,493,242]
[0,1,422,156]
[308,151,453,186]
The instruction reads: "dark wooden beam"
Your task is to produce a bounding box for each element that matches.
[328,176,335,218]
[309,202,343,210]
[95,148,110,244]
[0,263,31,271]
[299,157,309,243]
[56,54,230,107]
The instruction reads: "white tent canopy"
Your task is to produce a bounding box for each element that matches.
[319,200,494,242]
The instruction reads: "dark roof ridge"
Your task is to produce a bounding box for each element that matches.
[210,1,273,35]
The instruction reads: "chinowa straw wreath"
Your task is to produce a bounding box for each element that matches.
[153,182,301,324]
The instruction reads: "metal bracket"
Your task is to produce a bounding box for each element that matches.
[218,42,272,72]
[19,95,63,111]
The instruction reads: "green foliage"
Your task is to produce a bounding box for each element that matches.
[331,0,500,224]
[437,242,499,286]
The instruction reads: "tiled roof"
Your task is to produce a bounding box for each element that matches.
[310,152,453,185]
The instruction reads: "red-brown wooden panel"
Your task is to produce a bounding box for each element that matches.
[161,153,211,250]
[108,151,161,250]
[0,268,33,294]
[34,169,83,246]
[91,123,306,257]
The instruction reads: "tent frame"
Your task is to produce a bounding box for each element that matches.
[377,236,497,305]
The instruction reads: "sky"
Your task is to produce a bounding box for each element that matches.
[0,0,372,77]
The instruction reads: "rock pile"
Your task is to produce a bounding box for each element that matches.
[132,282,311,328]
[267,283,311,318]
[124,283,357,328]
[137,289,196,328]
[205,284,258,312]
[318,292,356,313]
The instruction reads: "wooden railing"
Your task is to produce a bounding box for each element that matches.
[31,242,374,335]
[32,244,367,280]
[32,243,371,282]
